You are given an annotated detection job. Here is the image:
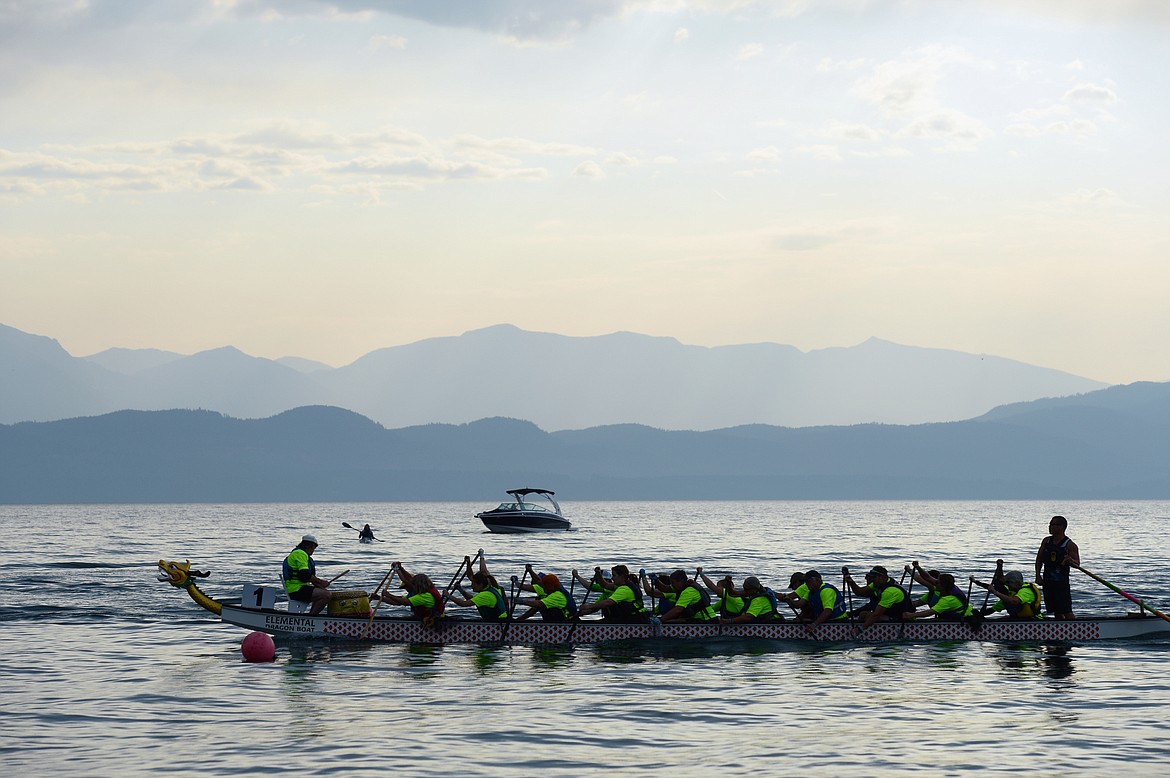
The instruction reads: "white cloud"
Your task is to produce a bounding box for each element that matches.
[674,26,689,43]
[1005,119,1097,138]
[745,145,782,163]
[1063,83,1119,103]
[894,109,993,150]
[826,122,883,141]
[572,160,606,179]
[737,42,765,60]
[794,145,842,161]
[1063,187,1121,206]
[369,34,407,50]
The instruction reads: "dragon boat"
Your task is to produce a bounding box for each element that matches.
[158,559,1170,645]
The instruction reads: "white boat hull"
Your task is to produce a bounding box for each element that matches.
[217,605,1170,644]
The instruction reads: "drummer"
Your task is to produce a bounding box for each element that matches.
[282,534,331,615]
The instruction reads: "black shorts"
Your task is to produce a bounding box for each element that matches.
[288,587,314,603]
[1043,580,1073,614]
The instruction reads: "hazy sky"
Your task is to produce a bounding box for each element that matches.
[2,0,1167,383]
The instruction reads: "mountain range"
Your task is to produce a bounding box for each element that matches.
[3,379,1169,502]
[1,322,1108,430]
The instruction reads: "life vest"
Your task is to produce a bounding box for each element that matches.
[602,583,648,622]
[807,583,847,621]
[679,583,716,621]
[282,547,314,594]
[1041,537,1072,582]
[475,585,508,620]
[411,586,445,622]
[874,581,912,618]
[1006,583,1043,619]
[742,591,780,621]
[718,589,745,616]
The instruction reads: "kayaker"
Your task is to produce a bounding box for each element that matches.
[358,524,376,542]
[282,534,332,615]
[974,570,1043,619]
[659,569,717,623]
[1036,515,1080,620]
[577,565,648,623]
[844,565,911,628]
[719,576,781,625]
[794,569,848,635]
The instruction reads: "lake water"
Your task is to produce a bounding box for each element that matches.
[3,501,1170,776]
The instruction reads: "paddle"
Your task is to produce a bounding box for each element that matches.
[500,567,530,642]
[979,559,1004,614]
[360,561,401,639]
[440,549,484,612]
[565,568,601,644]
[842,566,860,636]
[341,521,385,542]
[327,569,350,585]
[1071,562,1170,625]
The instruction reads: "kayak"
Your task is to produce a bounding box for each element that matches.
[158,559,1170,645]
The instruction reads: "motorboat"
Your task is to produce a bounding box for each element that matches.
[475,488,571,533]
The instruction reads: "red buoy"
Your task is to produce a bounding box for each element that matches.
[241,631,276,662]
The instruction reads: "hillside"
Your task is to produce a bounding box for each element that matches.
[0,322,1108,430]
[2,381,1167,502]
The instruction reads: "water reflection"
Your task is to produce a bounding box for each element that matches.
[989,643,1078,685]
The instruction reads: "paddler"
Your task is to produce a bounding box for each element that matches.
[515,573,574,622]
[696,567,745,618]
[282,534,332,615]
[642,570,677,615]
[718,576,780,625]
[448,554,509,620]
[378,565,445,624]
[904,573,974,621]
[794,569,848,636]
[577,565,649,623]
[844,565,911,628]
[659,569,717,623]
[973,570,1043,620]
[358,523,377,542]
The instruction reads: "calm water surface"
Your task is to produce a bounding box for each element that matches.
[3,501,1170,776]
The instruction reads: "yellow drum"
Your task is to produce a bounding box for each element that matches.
[327,590,371,616]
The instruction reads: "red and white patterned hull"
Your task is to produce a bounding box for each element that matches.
[217,605,1170,644]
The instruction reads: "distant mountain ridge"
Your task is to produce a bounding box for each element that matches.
[3,381,1169,502]
[0,322,1108,430]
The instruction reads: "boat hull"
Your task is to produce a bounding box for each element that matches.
[477,513,572,533]
[218,605,1170,644]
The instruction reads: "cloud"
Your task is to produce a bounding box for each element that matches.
[794,144,842,161]
[572,160,606,179]
[239,0,630,43]
[1004,119,1097,138]
[825,122,883,141]
[1063,187,1121,206]
[674,26,689,43]
[368,34,407,51]
[850,45,978,119]
[1063,83,1119,103]
[772,232,837,251]
[745,145,782,163]
[737,42,764,60]
[893,109,993,150]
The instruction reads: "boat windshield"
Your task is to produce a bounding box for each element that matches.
[495,502,552,512]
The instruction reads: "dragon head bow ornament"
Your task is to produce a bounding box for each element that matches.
[157,559,222,615]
